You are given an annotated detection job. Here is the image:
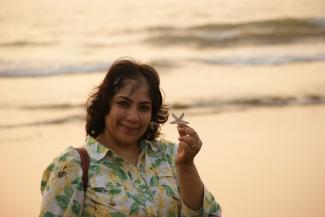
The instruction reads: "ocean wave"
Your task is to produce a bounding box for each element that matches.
[20,103,84,110]
[8,95,324,111]
[0,40,58,48]
[0,62,110,77]
[0,114,82,129]
[190,53,325,65]
[0,59,180,77]
[170,94,325,111]
[1,95,324,129]
[144,17,325,48]
[1,51,325,77]
[1,51,325,78]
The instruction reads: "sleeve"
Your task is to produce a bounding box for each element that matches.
[180,187,222,217]
[162,140,222,217]
[39,147,85,217]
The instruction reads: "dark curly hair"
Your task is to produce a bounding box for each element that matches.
[85,58,169,141]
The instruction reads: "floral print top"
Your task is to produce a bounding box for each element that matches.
[40,136,221,217]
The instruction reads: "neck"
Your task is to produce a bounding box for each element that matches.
[96,134,140,165]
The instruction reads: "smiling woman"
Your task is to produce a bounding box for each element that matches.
[97,79,154,165]
[85,58,168,142]
[38,58,221,217]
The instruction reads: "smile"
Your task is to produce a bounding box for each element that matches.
[120,124,139,132]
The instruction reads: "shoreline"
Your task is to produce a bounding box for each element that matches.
[1,105,325,217]
[1,100,325,130]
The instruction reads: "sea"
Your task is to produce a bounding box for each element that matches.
[1,0,325,112]
[1,0,325,77]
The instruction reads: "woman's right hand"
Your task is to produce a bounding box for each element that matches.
[175,124,202,167]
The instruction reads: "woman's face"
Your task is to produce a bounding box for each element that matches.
[103,79,152,147]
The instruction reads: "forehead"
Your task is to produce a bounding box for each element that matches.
[115,79,151,101]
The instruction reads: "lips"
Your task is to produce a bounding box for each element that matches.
[120,123,139,134]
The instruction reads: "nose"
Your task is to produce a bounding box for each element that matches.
[126,106,140,123]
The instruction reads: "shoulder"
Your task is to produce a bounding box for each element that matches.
[40,147,85,216]
[45,146,81,173]
[41,146,82,193]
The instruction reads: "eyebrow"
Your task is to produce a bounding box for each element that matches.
[116,96,152,105]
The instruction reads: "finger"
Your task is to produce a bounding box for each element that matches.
[178,141,196,155]
[178,125,196,137]
[179,129,200,145]
[177,124,188,136]
[178,135,196,145]
[178,141,191,151]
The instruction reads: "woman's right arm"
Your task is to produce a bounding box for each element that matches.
[40,147,84,217]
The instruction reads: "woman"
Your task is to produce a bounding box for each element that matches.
[39,58,221,217]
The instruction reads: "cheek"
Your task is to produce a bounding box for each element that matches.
[143,113,152,126]
[104,110,119,126]
[107,106,123,119]
[104,115,111,127]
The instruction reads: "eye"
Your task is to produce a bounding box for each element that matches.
[139,104,152,112]
[117,100,129,108]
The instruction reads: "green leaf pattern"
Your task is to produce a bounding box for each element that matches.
[39,136,221,217]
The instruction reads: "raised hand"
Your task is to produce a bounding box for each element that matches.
[176,123,202,166]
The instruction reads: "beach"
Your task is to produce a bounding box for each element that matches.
[1,0,325,216]
[1,62,325,217]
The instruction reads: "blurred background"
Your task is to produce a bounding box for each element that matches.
[1,0,325,216]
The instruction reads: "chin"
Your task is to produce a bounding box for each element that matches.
[118,129,145,143]
[117,135,140,146]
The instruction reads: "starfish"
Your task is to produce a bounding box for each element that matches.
[169,112,189,125]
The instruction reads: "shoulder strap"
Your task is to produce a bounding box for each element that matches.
[75,147,90,191]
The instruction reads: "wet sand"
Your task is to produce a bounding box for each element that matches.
[1,105,325,217]
[1,63,325,217]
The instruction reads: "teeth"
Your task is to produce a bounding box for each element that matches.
[121,124,137,130]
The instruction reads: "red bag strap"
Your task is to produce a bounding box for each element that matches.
[75,147,90,191]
